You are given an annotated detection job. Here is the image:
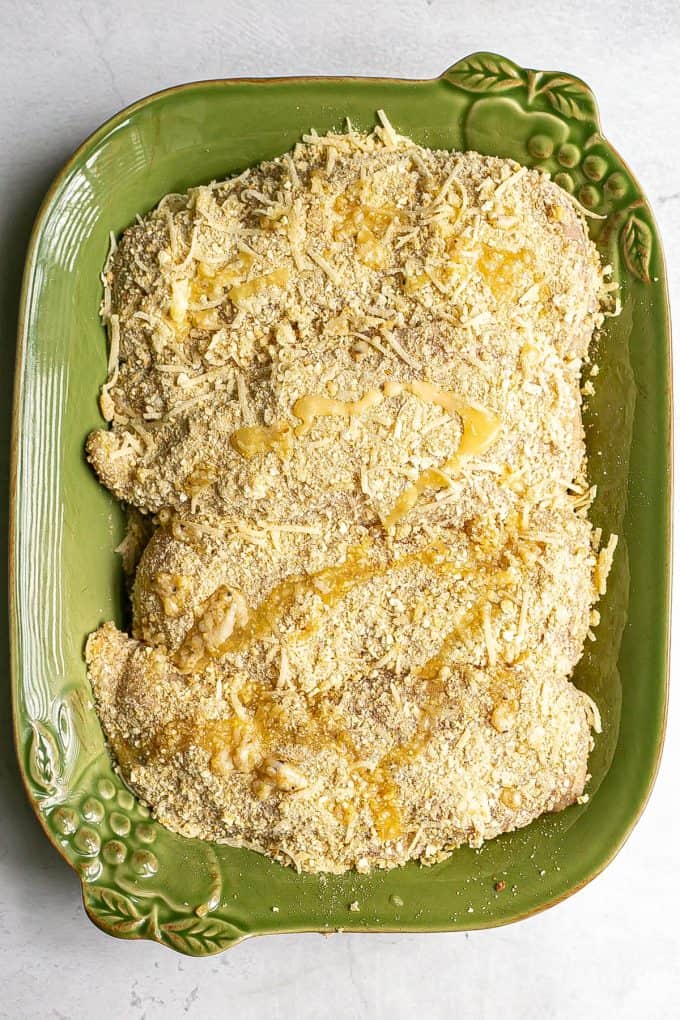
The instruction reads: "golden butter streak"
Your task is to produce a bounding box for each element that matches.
[228,267,290,304]
[333,183,403,271]
[382,380,502,528]
[174,542,457,673]
[384,378,501,455]
[477,243,533,295]
[197,251,255,283]
[292,389,383,436]
[228,389,385,457]
[228,380,502,528]
[382,468,452,529]
[230,422,293,460]
[174,544,375,672]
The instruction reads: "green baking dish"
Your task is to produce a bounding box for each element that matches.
[11,52,671,955]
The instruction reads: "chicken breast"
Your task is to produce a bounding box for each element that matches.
[86,116,610,873]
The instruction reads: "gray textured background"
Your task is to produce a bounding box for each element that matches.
[1,1,677,1017]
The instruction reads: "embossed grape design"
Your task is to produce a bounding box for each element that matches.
[49,777,158,883]
[523,130,631,218]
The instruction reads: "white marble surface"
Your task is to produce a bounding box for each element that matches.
[1,1,678,1017]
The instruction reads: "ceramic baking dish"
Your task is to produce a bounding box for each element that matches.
[11,52,671,955]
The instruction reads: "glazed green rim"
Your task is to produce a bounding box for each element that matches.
[10,53,672,955]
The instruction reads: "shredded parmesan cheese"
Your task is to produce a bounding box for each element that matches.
[595,533,618,595]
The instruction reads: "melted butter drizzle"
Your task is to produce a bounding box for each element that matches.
[228,267,290,304]
[292,389,384,436]
[174,541,456,673]
[383,380,501,528]
[333,182,404,270]
[230,421,293,460]
[228,380,501,519]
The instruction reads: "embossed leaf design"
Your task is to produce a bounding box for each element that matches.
[161,916,240,955]
[28,721,61,791]
[64,686,100,752]
[622,213,653,283]
[84,887,145,934]
[446,54,525,93]
[56,698,72,750]
[538,75,596,121]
